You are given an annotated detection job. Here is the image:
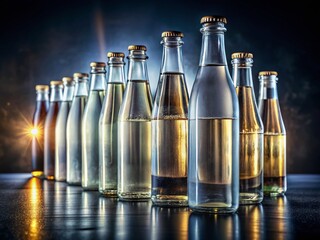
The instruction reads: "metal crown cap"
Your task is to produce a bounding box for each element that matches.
[107,52,125,58]
[201,16,227,24]
[259,71,278,77]
[35,85,49,91]
[90,62,106,67]
[73,73,89,78]
[161,31,184,38]
[50,80,63,86]
[231,52,253,59]
[62,77,73,83]
[128,45,147,51]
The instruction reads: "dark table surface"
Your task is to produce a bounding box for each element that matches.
[0,174,320,240]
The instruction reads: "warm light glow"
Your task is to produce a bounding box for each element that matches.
[30,128,38,136]
[31,171,44,177]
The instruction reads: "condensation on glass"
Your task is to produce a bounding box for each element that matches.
[151,31,189,206]
[231,52,264,205]
[188,16,239,213]
[99,53,125,197]
[258,71,286,196]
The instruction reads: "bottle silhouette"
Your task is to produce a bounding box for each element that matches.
[118,45,153,201]
[99,52,126,197]
[66,73,89,185]
[55,77,75,181]
[151,31,189,206]
[231,52,264,204]
[82,62,106,190]
[258,71,286,196]
[44,80,63,180]
[31,85,49,178]
[188,16,239,213]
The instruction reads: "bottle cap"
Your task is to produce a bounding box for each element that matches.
[128,45,147,51]
[90,62,106,67]
[201,16,227,24]
[161,31,184,38]
[73,73,89,78]
[62,77,74,82]
[35,85,49,91]
[107,52,125,58]
[259,71,278,76]
[231,52,253,59]
[50,80,63,86]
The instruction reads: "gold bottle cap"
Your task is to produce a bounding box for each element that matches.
[161,31,184,38]
[259,71,278,76]
[107,52,125,58]
[90,62,106,67]
[62,77,73,83]
[128,45,147,51]
[201,16,227,24]
[35,85,49,91]
[73,72,89,78]
[50,80,63,86]
[231,52,253,59]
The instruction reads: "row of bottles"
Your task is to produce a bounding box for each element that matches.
[31,15,286,214]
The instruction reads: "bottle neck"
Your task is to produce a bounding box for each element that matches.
[36,91,49,101]
[127,50,149,81]
[62,84,75,101]
[232,59,254,87]
[74,80,89,97]
[90,67,106,90]
[161,37,184,73]
[107,57,125,83]
[259,77,279,100]
[199,23,227,66]
[50,87,63,102]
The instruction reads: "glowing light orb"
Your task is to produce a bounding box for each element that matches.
[30,128,38,136]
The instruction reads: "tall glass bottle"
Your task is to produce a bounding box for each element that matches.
[231,52,264,204]
[258,71,286,196]
[99,52,126,196]
[151,31,189,206]
[188,16,239,213]
[55,77,75,181]
[66,73,89,185]
[44,80,63,180]
[82,62,106,190]
[31,85,49,178]
[118,45,153,201]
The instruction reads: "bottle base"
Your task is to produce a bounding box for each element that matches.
[45,175,55,180]
[264,190,286,197]
[99,189,118,198]
[31,171,44,178]
[189,203,238,214]
[55,178,66,182]
[239,193,263,205]
[67,181,81,186]
[118,192,151,201]
[82,186,99,191]
[151,195,188,207]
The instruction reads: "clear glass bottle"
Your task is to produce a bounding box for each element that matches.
[188,16,239,213]
[231,52,264,204]
[118,45,153,201]
[44,80,63,180]
[99,52,126,196]
[151,31,189,206]
[55,77,75,181]
[82,62,106,190]
[66,73,89,185]
[31,85,49,178]
[258,71,286,196]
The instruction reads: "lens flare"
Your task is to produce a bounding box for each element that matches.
[30,128,38,136]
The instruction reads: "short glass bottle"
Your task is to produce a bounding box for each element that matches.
[66,73,89,185]
[231,52,264,204]
[31,85,49,178]
[99,53,126,197]
[258,71,286,196]
[55,77,75,181]
[44,80,63,180]
[151,31,189,206]
[188,16,239,213]
[118,45,153,201]
[82,62,106,190]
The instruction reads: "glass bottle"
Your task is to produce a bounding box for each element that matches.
[188,16,239,213]
[82,62,106,190]
[55,77,75,181]
[151,31,189,206]
[66,73,89,185]
[231,52,264,205]
[99,52,126,196]
[118,45,153,201]
[44,80,63,180]
[258,71,286,196]
[31,85,49,178]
